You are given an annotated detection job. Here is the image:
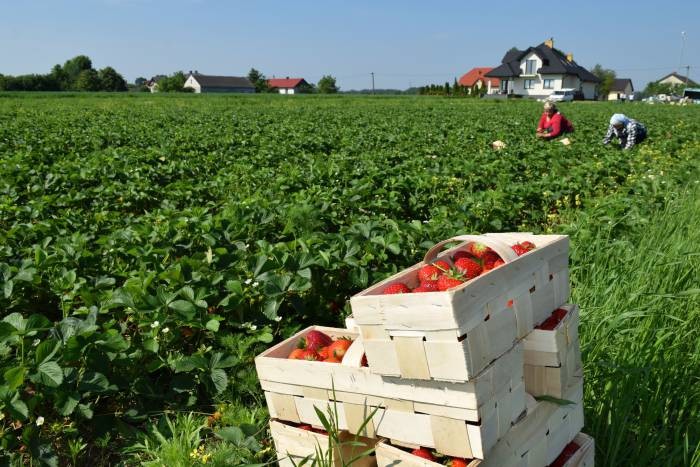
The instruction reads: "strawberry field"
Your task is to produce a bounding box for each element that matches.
[0,94,698,466]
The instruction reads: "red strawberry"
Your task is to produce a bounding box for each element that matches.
[452,250,476,262]
[361,354,368,367]
[288,348,306,360]
[323,356,341,364]
[300,349,320,361]
[449,458,470,467]
[383,283,411,294]
[411,447,436,461]
[418,264,442,282]
[433,260,451,273]
[493,258,505,268]
[328,338,353,359]
[467,242,490,259]
[317,346,330,360]
[437,270,465,291]
[482,251,502,270]
[519,240,536,251]
[511,244,528,256]
[413,280,439,293]
[550,441,580,467]
[454,257,483,279]
[300,330,333,352]
[507,299,514,308]
[298,424,313,431]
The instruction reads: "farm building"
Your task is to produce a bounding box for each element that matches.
[267,77,310,94]
[485,38,600,100]
[656,72,697,87]
[458,68,500,95]
[184,73,255,93]
[608,79,634,101]
[145,75,166,93]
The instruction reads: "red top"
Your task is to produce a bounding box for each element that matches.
[267,78,305,88]
[537,112,574,139]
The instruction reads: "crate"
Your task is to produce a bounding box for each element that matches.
[523,304,582,398]
[256,326,526,459]
[480,378,584,467]
[376,441,480,467]
[269,419,377,467]
[554,432,595,467]
[350,233,569,382]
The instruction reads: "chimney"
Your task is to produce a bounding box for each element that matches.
[544,38,554,48]
[195,70,199,74]
[286,76,289,79]
[566,53,573,62]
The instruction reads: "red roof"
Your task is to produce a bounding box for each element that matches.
[267,78,306,89]
[459,67,500,87]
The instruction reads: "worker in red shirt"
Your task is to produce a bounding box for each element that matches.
[536,101,574,140]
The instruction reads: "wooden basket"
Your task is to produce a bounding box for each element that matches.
[376,441,481,467]
[556,432,595,467]
[269,419,378,467]
[256,326,526,459]
[523,304,582,398]
[350,233,569,382]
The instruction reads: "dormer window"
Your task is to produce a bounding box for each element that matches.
[525,59,537,75]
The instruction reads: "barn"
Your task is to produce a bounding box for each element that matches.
[267,78,310,94]
[184,73,255,93]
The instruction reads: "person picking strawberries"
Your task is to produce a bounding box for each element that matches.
[536,101,574,140]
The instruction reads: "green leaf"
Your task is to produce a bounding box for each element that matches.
[78,371,111,393]
[263,299,281,320]
[77,403,94,419]
[258,332,273,344]
[169,300,196,319]
[37,361,64,387]
[3,313,26,333]
[3,280,13,299]
[173,355,208,373]
[55,392,80,416]
[26,314,51,332]
[14,268,36,282]
[0,322,17,341]
[35,339,60,364]
[205,319,220,332]
[95,276,116,289]
[210,368,228,394]
[9,398,28,419]
[216,426,244,444]
[143,338,159,353]
[224,280,243,295]
[4,366,25,390]
[180,286,195,302]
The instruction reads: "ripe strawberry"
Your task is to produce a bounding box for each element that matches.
[411,447,436,461]
[323,356,341,364]
[493,258,505,268]
[288,348,306,359]
[454,257,482,279]
[300,330,333,352]
[383,283,411,294]
[433,260,451,273]
[437,269,465,291]
[328,338,353,359]
[361,354,368,367]
[300,349,320,361]
[519,240,536,251]
[452,250,476,262]
[413,280,439,293]
[448,458,470,467]
[318,346,330,360]
[418,264,442,282]
[298,424,313,431]
[482,251,502,270]
[511,244,528,256]
[467,242,490,259]
[550,441,580,467]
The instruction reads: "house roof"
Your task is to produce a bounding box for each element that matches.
[610,79,633,92]
[458,68,500,87]
[657,72,697,86]
[267,78,307,88]
[485,42,600,83]
[190,74,254,89]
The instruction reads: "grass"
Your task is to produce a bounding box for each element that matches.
[562,185,700,466]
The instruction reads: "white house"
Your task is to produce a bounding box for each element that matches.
[183,73,255,93]
[267,78,310,94]
[607,79,634,101]
[485,39,600,100]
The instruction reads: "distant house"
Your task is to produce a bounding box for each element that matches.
[184,73,255,93]
[458,68,500,94]
[608,79,634,101]
[146,75,166,93]
[267,77,310,94]
[656,72,697,87]
[485,38,600,100]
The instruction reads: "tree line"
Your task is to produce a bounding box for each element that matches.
[248,68,339,94]
[0,55,127,92]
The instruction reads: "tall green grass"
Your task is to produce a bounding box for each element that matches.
[564,187,700,466]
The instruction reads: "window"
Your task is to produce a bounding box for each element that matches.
[543,79,554,89]
[525,59,537,75]
[524,79,535,89]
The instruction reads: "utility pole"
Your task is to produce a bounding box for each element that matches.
[679,31,686,71]
[371,72,375,95]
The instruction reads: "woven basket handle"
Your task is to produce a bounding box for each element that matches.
[423,235,520,264]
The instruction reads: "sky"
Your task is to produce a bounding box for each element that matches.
[1,0,699,91]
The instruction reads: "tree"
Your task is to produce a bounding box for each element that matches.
[63,55,93,84]
[134,77,147,86]
[247,68,268,93]
[98,67,127,91]
[317,75,338,94]
[75,69,101,91]
[591,64,616,100]
[157,71,188,92]
[49,64,69,90]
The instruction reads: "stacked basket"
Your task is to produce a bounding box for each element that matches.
[255,233,594,466]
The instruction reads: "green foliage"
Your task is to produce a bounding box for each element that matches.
[247,68,269,93]
[0,95,697,464]
[75,69,101,91]
[317,75,339,94]
[591,64,617,99]
[157,71,189,92]
[98,67,128,92]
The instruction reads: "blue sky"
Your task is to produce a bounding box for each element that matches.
[1,0,699,91]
